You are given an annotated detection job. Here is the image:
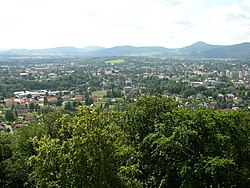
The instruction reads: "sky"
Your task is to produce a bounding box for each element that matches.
[0,0,250,49]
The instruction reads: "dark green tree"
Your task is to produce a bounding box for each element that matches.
[29,103,35,112]
[5,110,15,122]
[0,123,45,187]
[43,97,48,106]
[123,96,250,187]
[64,102,75,112]
[29,107,142,187]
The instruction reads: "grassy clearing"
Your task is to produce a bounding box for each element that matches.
[92,90,107,98]
[105,59,125,64]
[94,102,115,109]
[94,102,105,107]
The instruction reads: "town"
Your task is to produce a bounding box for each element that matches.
[0,56,250,131]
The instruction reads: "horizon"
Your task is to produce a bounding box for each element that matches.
[1,0,250,49]
[1,41,250,51]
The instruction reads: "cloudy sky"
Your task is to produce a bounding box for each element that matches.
[0,0,250,49]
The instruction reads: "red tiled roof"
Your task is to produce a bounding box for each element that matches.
[74,95,84,101]
[47,97,57,102]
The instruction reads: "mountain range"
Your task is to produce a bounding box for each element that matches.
[1,41,250,59]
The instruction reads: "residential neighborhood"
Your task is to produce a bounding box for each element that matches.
[0,56,250,131]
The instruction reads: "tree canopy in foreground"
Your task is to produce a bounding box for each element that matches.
[0,96,250,187]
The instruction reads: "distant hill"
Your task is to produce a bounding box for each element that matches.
[178,41,220,53]
[200,42,250,58]
[84,42,250,58]
[86,46,174,57]
[82,46,105,52]
[0,46,105,57]
[31,47,79,56]
[1,42,250,59]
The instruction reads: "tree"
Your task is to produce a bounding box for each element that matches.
[0,133,13,186]
[64,102,75,112]
[44,97,48,106]
[35,104,40,113]
[29,107,142,187]
[226,80,234,87]
[123,97,250,187]
[0,96,249,187]
[0,123,45,187]
[123,96,178,144]
[56,96,63,106]
[29,103,35,112]
[183,88,197,98]
[5,110,15,122]
[26,94,32,98]
[85,92,93,106]
[0,115,5,121]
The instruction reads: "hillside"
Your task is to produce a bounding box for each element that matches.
[200,42,250,58]
[1,42,250,59]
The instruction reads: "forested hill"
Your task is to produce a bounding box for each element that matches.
[1,96,250,187]
[1,42,250,58]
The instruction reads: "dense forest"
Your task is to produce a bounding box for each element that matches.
[1,96,250,187]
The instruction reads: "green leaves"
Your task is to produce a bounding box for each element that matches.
[123,96,250,187]
[30,107,141,188]
[1,96,250,187]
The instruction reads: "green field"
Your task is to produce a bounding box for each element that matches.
[92,90,107,98]
[105,59,125,64]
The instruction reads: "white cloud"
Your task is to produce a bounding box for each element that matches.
[0,0,249,49]
[241,0,250,7]
[194,3,250,45]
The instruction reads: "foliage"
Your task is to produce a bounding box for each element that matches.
[64,102,76,112]
[29,107,142,187]
[106,89,123,98]
[0,133,13,186]
[5,110,15,122]
[0,123,45,188]
[122,96,178,143]
[123,97,250,187]
[1,96,250,187]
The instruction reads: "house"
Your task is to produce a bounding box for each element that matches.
[227,94,235,98]
[19,72,29,77]
[232,106,239,111]
[170,76,181,82]
[74,95,85,101]
[92,96,98,102]
[16,108,28,116]
[207,86,216,89]
[204,79,225,87]
[190,82,204,87]
[13,120,24,128]
[218,94,224,98]
[47,97,57,102]
[233,97,242,104]
[23,116,37,125]
[23,116,37,122]
[226,97,233,103]
[48,73,58,78]
[123,86,136,92]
